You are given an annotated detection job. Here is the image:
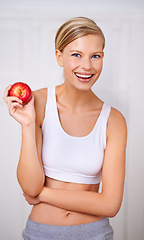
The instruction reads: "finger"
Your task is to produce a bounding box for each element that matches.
[9,102,23,116]
[7,96,23,104]
[3,85,12,103]
[23,193,27,197]
[7,98,21,110]
[3,85,23,105]
[6,97,22,111]
[27,94,34,105]
[22,94,34,108]
[31,94,34,102]
[10,102,23,109]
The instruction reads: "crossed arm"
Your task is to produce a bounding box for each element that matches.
[24,108,127,218]
[4,86,127,217]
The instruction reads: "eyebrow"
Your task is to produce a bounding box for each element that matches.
[70,50,103,54]
[70,50,82,53]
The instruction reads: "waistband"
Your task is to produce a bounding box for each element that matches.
[23,217,113,239]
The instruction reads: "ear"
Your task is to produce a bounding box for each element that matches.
[55,49,64,67]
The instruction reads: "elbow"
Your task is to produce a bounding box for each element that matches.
[100,192,123,218]
[107,208,119,218]
[107,202,121,218]
[18,181,44,197]
[17,173,45,197]
[22,185,43,198]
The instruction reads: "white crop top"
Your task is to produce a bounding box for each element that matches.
[42,86,111,184]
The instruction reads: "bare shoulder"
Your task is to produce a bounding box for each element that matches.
[33,88,47,102]
[109,107,127,128]
[107,107,127,146]
[33,88,47,127]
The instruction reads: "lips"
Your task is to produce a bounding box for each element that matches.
[74,72,94,82]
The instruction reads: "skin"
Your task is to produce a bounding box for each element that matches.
[3,34,127,226]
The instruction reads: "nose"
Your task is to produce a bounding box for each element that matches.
[81,57,92,70]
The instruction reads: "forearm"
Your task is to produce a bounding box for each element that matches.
[39,187,119,218]
[17,124,44,196]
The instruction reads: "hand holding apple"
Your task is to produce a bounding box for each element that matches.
[8,82,32,104]
[3,82,35,127]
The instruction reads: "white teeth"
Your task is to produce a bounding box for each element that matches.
[75,73,93,79]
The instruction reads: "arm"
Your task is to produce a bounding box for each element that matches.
[25,108,127,217]
[17,90,47,197]
[17,118,44,197]
[3,86,46,197]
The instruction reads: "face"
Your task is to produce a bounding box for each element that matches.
[56,34,104,91]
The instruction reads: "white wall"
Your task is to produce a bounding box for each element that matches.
[0,1,144,239]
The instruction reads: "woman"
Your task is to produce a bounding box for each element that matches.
[3,17,127,240]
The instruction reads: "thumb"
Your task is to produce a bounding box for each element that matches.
[26,94,34,106]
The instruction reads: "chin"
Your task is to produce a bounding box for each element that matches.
[72,81,94,92]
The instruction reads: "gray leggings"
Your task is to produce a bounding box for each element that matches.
[22,217,113,240]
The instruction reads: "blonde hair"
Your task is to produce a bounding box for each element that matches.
[55,17,105,52]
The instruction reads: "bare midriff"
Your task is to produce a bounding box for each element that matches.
[29,176,104,226]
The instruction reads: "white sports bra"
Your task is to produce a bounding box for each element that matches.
[42,86,111,184]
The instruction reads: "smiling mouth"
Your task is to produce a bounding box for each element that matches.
[74,73,94,81]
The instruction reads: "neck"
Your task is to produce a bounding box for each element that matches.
[57,82,95,112]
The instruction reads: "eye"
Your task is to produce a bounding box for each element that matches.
[92,54,101,59]
[72,53,81,58]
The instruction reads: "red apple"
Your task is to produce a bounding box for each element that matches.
[8,82,32,103]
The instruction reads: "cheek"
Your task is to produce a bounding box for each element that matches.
[63,64,72,77]
[94,61,103,72]
[63,59,78,73]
